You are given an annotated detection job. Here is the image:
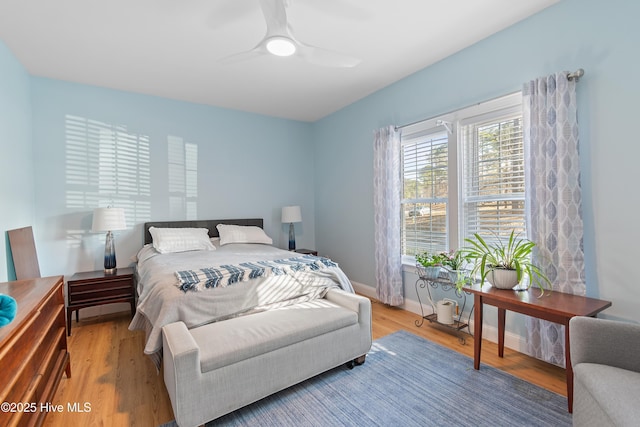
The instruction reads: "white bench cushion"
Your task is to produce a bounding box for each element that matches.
[190,299,358,373]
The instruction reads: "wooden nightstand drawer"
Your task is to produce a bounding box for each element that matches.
[68,285,133,304]
[68,278,133,303]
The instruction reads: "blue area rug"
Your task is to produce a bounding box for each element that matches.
[163,330,571,426]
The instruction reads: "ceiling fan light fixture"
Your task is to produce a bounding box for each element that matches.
[265,36,296,57]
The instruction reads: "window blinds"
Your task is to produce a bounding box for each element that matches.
[401,131,448,256]
[461,114,526,243]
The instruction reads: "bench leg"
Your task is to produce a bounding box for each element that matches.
[346,355,367,369]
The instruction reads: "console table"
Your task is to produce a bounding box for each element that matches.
[467,284,611,413]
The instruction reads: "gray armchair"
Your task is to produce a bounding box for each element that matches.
[570,316,640,427]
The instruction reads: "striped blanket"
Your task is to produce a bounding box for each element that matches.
[175,254,338,292]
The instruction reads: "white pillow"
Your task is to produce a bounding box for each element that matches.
[149,227,215,254]
[216,224,273,246]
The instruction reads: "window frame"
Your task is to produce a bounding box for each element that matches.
[400,92,523,267]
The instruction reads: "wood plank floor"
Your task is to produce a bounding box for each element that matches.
[43,298,566,426]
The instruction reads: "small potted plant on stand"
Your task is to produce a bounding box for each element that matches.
[463,230,551,293]
[415,252,444,280]
[439,250,471,288]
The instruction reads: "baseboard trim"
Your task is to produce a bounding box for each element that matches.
[351,281,528,352]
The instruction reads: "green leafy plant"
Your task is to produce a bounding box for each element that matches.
[415,251,444,268]
[438,250,472,290]
[415,251,445,280]
[439,250,469,271]
[463,230,552,293]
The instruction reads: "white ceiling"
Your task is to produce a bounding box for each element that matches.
[0,0,559,122]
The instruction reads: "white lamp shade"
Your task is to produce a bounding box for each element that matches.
[92,207,127,232]
[281,206,302,223]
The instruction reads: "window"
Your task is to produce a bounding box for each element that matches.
[401,126,449,258]
[460,113,525,242]
[400,93,524,263]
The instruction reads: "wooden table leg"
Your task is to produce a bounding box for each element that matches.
[498,307,506,358]
[66,308,72,336]
[474,294,483,370]
[565,320,573,413]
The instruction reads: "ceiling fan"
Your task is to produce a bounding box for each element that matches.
[220,0,361,68]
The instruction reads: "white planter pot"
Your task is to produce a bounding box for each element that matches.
[488,269,518,289]
[419,266,441,280]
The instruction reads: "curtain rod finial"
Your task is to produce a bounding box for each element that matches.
[568,68,584,81]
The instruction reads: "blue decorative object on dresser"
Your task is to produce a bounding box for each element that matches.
[0,294,17,326]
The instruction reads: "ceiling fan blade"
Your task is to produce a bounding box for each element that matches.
[217,46,264,65]
[297,43,361,68]
[259,0,289,37]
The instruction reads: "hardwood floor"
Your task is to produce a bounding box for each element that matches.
[43,298,566,426]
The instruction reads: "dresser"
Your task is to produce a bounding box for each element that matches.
[0,275,71,427]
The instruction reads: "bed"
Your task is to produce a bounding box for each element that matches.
[129,218,372,425]
[128,218,355,365]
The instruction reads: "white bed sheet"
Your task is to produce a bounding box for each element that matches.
[129,243,353,358]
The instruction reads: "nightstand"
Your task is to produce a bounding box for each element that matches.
[66,267,135,336]
[295,249,318,256]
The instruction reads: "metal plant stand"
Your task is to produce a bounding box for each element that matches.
[414,267,473,344]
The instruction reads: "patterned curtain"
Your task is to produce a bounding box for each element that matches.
[373,126,403,306]
[523,72,585,366]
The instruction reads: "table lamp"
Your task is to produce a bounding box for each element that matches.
[281,206,302,251]
[92,207,126,274]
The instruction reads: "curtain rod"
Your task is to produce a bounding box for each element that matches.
[567,68,584,81]
[395,68,585,131]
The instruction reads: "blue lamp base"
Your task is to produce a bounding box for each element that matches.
[104,230,117,274]
[288,222,296,251]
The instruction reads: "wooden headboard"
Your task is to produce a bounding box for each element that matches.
[143,218,264,245]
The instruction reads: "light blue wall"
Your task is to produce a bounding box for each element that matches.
[313,0,640,328]
[2,0,638,335]
[30,78,315,277]
[0,41,34,281]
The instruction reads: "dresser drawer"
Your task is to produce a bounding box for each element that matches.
[0,275,70,427]
[0,329,38,403]
[0,287,62,403]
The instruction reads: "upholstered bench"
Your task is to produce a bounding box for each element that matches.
[162,289,372,427]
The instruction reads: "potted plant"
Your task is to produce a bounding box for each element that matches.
[439,250,471,286]
[463,230,551,293]
[415,251,444,280]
